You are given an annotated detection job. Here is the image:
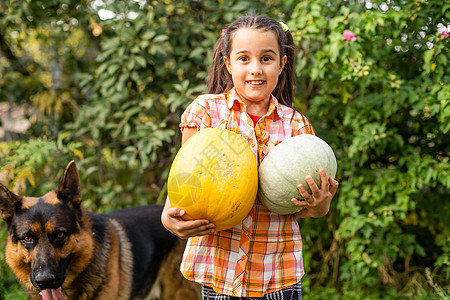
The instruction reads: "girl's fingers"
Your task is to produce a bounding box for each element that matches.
[291,197,308,207]
[305,176,321,198]
[319,169,330,191]
[166,207,215,238]
[297,183,313,203]
[193,227,215,237]
[185,219,215,231]
[292,171,339,218]
[181,226,215,239]
[167,207,185,218]
[329,177,339,195]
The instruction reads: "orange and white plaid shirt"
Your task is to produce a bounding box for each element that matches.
[179,88,315,297]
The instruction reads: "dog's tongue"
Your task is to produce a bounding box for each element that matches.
[41,288,65,300]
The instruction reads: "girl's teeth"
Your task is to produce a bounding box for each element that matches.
[249,81,263,85]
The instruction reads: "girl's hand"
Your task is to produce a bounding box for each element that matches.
[161,201,215,239]
[292,169,339,218]
[161,127,216,238]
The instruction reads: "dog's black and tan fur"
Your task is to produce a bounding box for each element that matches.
[0,161,199,300]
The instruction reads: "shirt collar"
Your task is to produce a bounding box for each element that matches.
[225,88,284,119]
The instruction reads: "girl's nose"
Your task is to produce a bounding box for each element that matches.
[249,62,262,75]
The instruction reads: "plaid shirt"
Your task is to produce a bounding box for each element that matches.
[179,88,315,297]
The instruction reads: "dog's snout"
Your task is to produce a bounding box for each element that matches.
[31,257,62,290]
[33,267,58,289]
[35,269,55,283]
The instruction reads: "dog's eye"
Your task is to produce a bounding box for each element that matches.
[23,236,34,244]
[55,232,66,240]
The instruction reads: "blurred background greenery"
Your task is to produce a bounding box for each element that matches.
[0,0,448,299]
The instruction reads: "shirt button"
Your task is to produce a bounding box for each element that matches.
[251,142,255,147]
[241,255,246,261]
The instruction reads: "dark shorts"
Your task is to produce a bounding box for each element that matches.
[202,281,302,300]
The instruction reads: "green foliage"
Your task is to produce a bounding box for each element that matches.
[0,0,448,298]
[290,0,449,298]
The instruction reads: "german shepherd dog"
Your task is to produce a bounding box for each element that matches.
[0,161,199,300]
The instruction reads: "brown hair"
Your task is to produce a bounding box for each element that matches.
[207,15,296,108]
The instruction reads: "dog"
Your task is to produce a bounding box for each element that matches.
[0,161,199,300]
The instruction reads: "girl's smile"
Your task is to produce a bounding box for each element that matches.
[247,80,264,85]
[224,28,287,115]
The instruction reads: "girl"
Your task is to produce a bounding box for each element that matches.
[161,15,339,299]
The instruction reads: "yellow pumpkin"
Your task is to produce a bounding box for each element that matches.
[167,128,258,231]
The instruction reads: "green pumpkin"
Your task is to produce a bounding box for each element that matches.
[258,134,337,215]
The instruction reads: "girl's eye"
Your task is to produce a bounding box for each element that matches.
[262,56,272,62]
[238,56,249,62]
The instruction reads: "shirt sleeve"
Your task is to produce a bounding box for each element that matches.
[292,111,315,136]
[180,96,212,131]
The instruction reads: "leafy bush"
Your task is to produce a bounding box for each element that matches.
[289,0,449,298]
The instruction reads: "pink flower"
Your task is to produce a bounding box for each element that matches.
[442,31,449,38]
[221,29,227,37]
[343,30,356,42]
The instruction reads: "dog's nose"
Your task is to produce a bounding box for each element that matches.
[34,269,58,289]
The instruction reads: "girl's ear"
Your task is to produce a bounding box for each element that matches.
[223,56,232,74]
[279,55,287,75]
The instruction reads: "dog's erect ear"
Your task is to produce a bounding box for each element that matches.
[0,183,22,224]
[57,160,81,206]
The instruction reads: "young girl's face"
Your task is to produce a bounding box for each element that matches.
[224,27,287,109]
